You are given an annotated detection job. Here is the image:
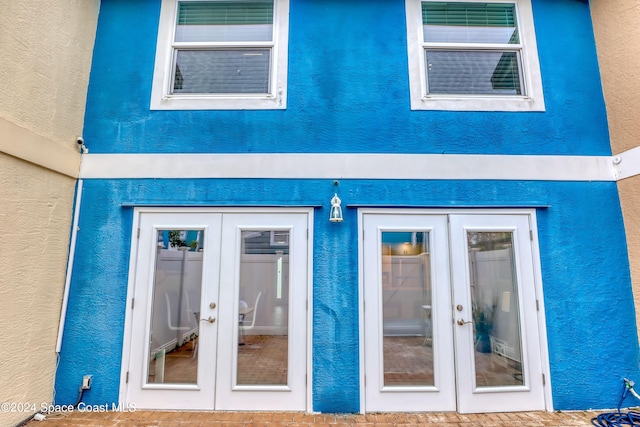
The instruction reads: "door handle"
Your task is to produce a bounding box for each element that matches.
[201,316,216,323]
[457,318,472,326]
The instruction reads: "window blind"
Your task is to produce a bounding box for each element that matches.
[422,2,516,28]
[422,2,519,45]
[177,1,274,26]
[175,1,274,42]
[173,49,271,94]
[172,1,274,94]
[426,50,522,95]
[421,2,522,95]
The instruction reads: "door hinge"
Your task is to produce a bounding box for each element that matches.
[131,298,135,310]
[536,299,539,311]
[530,230,533,241]
[307,229,309,240]
[126,371,129,384]
[137,228,140,239]
[542,373,546,386]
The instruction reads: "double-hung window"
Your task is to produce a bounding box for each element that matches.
[151,0,290,110]
[405,0,545,111]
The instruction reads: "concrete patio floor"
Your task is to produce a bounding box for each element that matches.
[21,410,606,426]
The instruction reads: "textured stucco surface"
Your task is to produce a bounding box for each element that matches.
[55,179,637,412]
[84,0,610,156]
[591,1,640,154]
[0,2,98,425]
[591,1,640,340]
[0,154,76,427]
[53,0,637,415]
[0,1,99,148]
[618,176,640,338]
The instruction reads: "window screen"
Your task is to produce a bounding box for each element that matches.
[171,1,274,95]
[422,2,523,96]
[422,2,518,44]
[175,1,274,42]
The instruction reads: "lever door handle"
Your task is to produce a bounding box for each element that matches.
[201,316,216,323]
[457,318,472,326]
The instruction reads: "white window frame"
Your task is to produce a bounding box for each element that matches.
[150,0,290,110]
[405,0,545,112]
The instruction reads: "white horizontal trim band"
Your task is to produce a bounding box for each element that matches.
[79,153,619,181]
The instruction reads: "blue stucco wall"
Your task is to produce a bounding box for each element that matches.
[55,179,638,411]
[54,0,638,414]
[83,0,610,156]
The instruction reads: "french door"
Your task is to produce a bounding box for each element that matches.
[122,208,311,411]
[361,210,548,413]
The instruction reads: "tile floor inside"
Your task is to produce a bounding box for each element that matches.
[148,335,521,389]
[147,334,289,385]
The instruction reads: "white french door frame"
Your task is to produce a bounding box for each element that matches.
[357,208,553,413]
[119,207,314,412]
[215,211,311,410]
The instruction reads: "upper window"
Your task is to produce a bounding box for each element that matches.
[151,0,290,110]
[405,0,545,111]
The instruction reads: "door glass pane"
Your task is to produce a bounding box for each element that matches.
[147,229,204,384]
[381,232,433,386]
[467,232,524,388]
[236,230,289,385]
